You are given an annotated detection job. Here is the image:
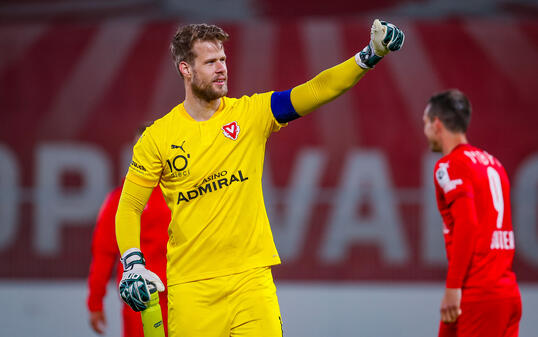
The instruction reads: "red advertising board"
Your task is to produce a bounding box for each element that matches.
[1,18,537,281]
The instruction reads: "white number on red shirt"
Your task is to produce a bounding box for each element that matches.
[487,166,504,229]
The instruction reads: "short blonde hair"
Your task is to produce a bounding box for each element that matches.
[170,24,229,77]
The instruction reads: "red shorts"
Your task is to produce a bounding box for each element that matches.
[438,297,521,337]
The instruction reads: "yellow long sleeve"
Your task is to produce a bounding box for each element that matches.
[290,57,368,116]
[115,179,154,255]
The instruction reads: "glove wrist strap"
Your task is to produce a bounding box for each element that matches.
[356,42,383,69]
[121,248,145,271]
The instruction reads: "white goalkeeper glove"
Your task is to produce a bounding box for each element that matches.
[356,19,405,69]
[118,248,165,312]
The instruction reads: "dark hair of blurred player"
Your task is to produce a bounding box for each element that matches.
[423,89,471,153]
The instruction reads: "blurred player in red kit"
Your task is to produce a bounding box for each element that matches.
[87,126,171,337]
[423,89,521,337]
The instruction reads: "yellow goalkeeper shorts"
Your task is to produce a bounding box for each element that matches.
[168,266,282,337]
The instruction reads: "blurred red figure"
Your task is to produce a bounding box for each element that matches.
[423,89,521,337]
[87,183,170,336]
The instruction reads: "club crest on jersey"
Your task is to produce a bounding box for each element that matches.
[222,121,240,140]
[436,162,462,193]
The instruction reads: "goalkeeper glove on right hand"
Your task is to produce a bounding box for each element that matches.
[118,248,165,312]
[356,19,405,69]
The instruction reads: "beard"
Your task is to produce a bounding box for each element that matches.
[191,72,227,102]
[428,139,442,153]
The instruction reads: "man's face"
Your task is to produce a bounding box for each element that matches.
[188,40,228,102]
[423,104,442,152]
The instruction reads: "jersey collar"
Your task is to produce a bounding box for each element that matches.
[178,97,227,123]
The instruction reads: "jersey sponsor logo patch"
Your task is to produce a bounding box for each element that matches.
[167,141,191,178]
[176,170,249,204]
[130,160,146,172]
[222,121,240,140]
[436,162,462,194]
[166,153,191,178]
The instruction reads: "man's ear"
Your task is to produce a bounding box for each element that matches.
[179,61,191,78]
[433,117,444,134]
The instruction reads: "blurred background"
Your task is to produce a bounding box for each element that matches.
[1,0,537,336]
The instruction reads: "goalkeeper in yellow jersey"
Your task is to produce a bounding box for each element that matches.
[116,20,404,336]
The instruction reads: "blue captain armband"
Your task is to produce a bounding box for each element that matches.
[271,89,301,123]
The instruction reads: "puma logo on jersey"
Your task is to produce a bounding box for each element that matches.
[436,162,462,193]
[222,121,240,140]
[171,140,186,152]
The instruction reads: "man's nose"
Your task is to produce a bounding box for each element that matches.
[216,61,226,73]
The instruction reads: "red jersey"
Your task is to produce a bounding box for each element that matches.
[87,184,170,336]
[433,144,519,302]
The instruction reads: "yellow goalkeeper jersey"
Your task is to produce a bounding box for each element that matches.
[126,92,284,286]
